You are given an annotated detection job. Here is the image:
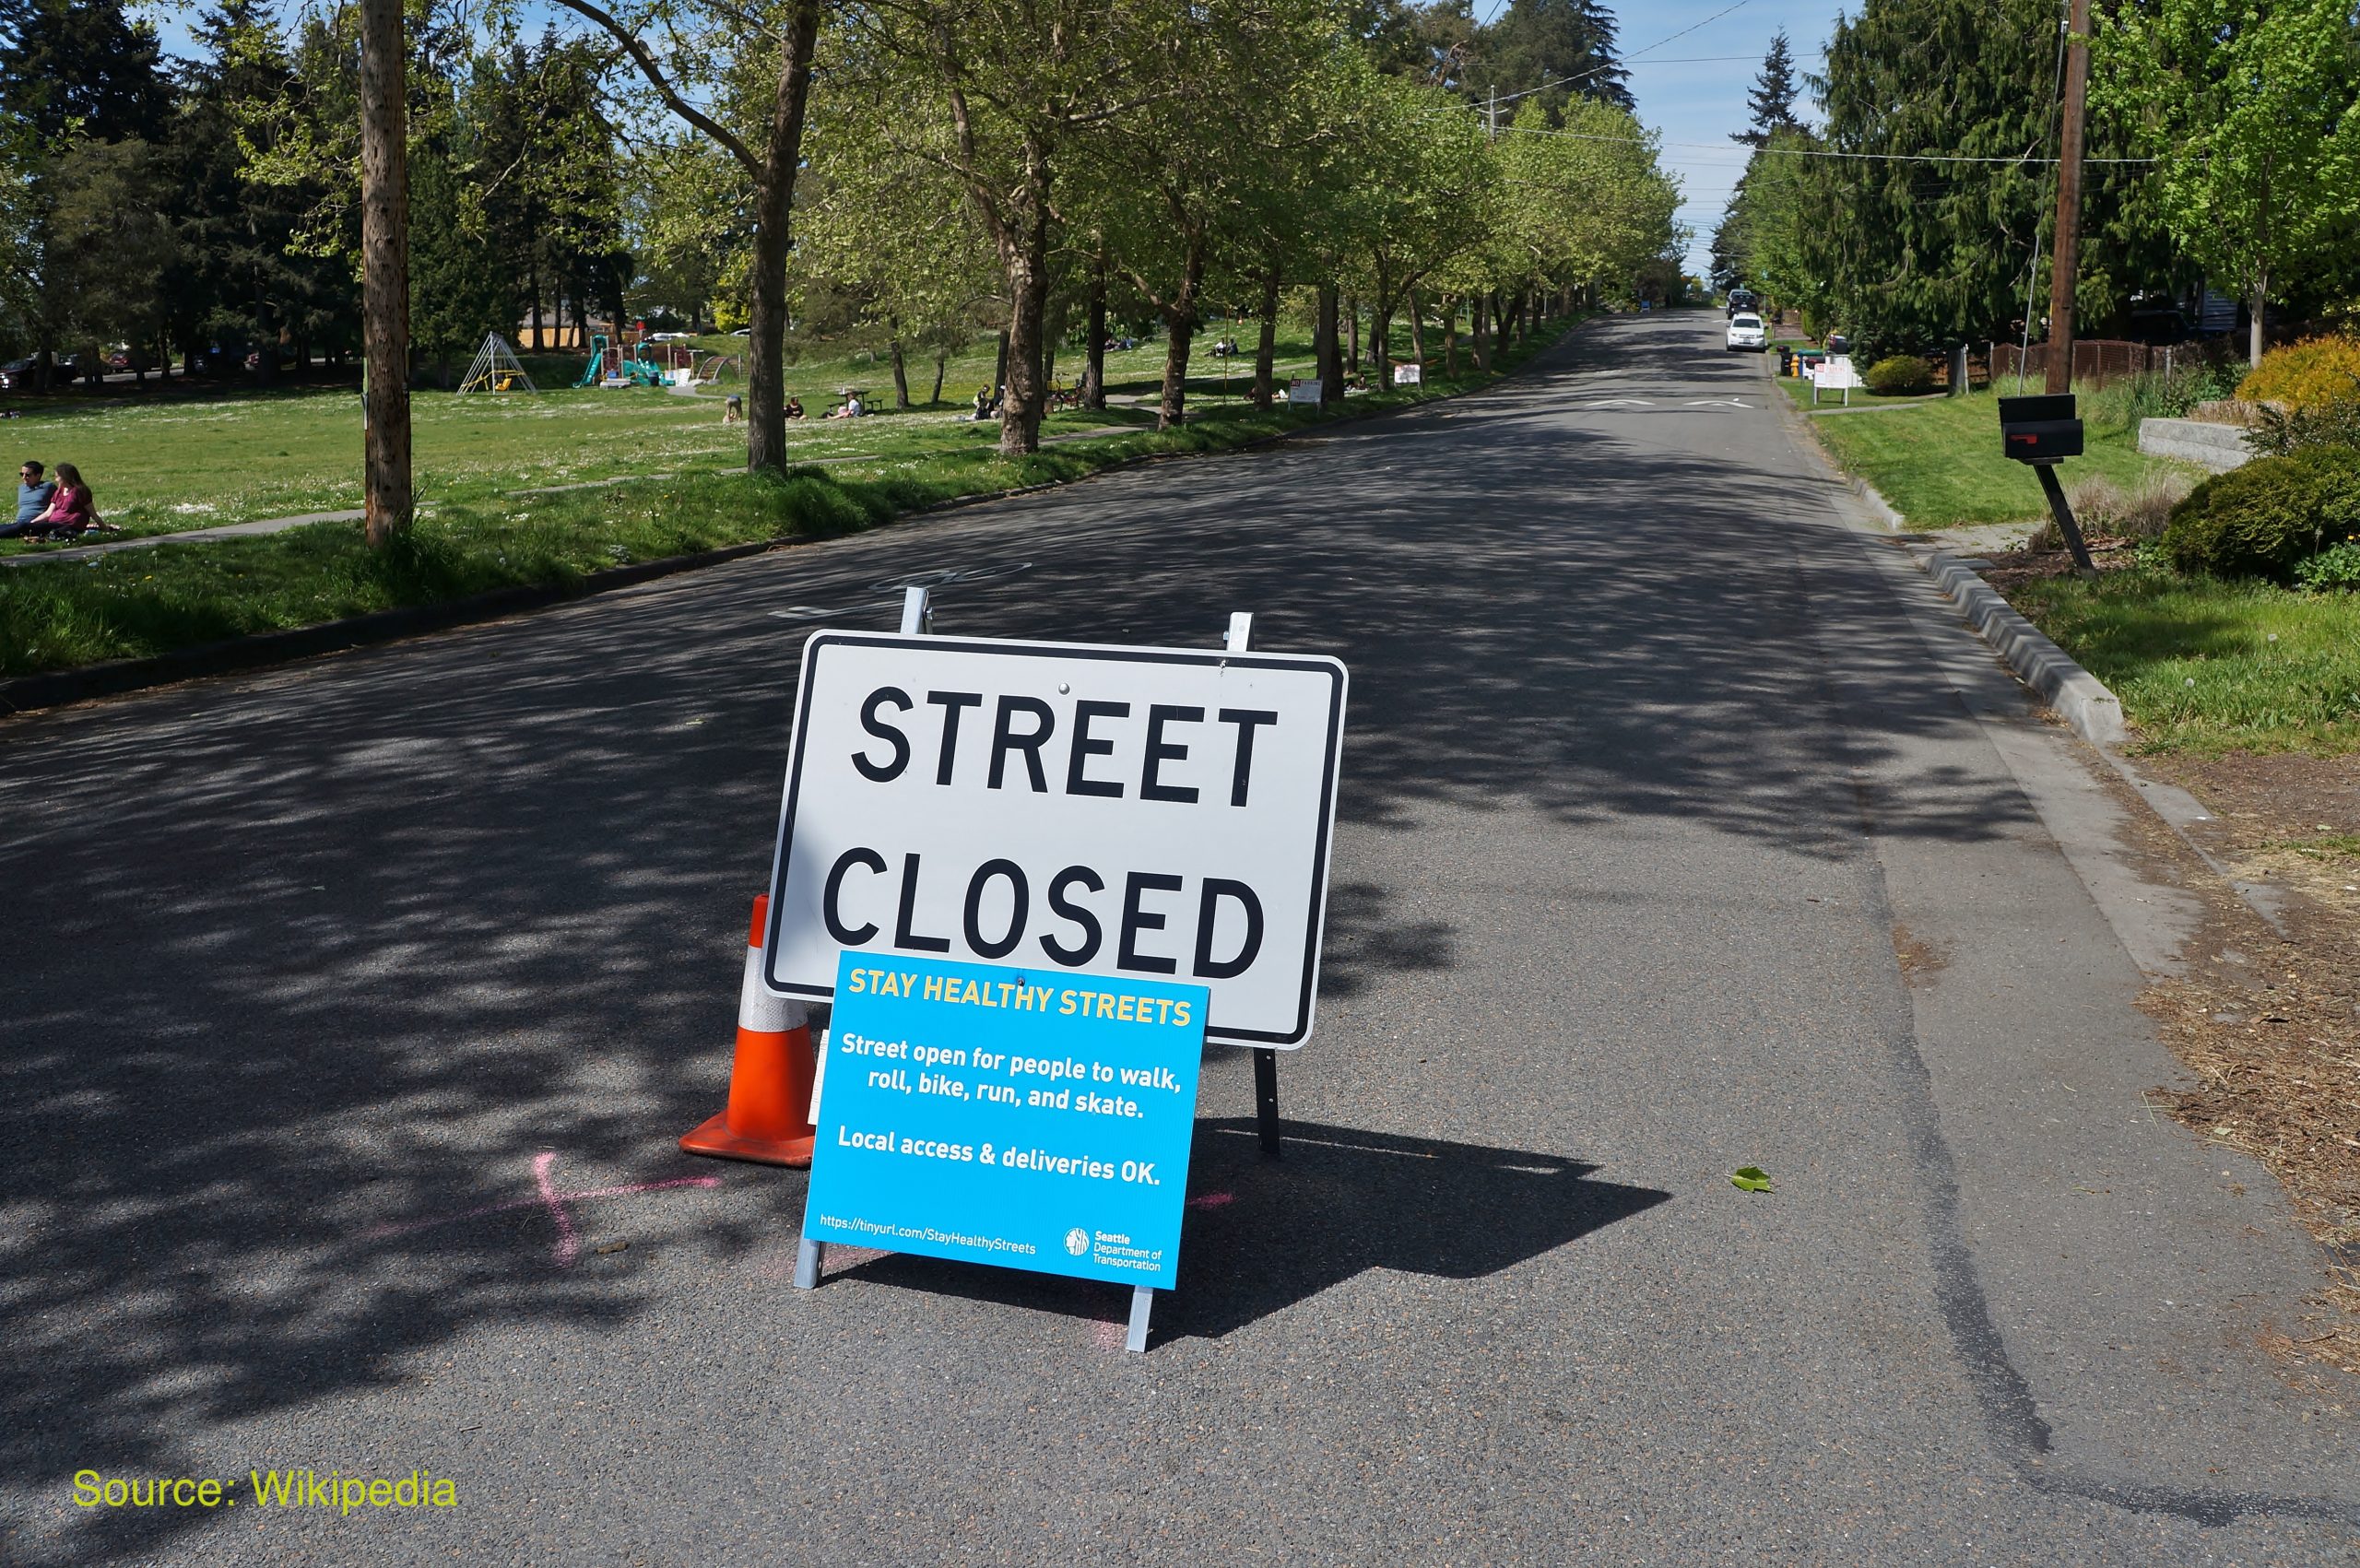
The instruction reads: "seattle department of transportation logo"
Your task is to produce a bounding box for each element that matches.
[1064,1228,1090,1257]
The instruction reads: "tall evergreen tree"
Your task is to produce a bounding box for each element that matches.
[171,0,355,379]
[0,0,170,146]
[1731,31,1802,147]
[1475,0,1631,117]
[1801,0,2165,352]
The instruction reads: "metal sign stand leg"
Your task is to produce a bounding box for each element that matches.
[1127,1286,1155,1352]
[1221,613,1283,1161]
[793,1236,825,1290]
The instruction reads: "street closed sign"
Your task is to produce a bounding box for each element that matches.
[764,632,1348,1046]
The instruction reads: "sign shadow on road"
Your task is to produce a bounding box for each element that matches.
[809,1115,1667,1345]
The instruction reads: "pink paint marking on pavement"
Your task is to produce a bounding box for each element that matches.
[1186,1191,1235,1209]
[363,1154,719,1267]
[534,1152,581,1267]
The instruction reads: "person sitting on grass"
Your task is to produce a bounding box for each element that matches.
[785,395,805,420]
[0,459,55,537]
[824,393,864,420]
[26,463,111,537]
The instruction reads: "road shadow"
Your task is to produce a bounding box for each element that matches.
[808,1115,1668,1347]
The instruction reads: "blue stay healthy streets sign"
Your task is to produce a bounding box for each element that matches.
[802,952,1208,1290]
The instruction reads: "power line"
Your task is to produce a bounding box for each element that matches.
[1489,0,1759,108]
[1498,122,2152,165]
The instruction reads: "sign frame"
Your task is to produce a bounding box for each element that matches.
[761,630,1348,1048]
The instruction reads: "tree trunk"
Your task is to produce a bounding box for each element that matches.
[1316,283,1341,408]
[931,350,948,406]
[1408,287,1426,366]
[529,265,542,350]
[359,0,412,545]
[1347,299,1359,374]
[993,329,1009,396]
[1473,294,1490,371]
[1252,259,1280,410]
[1370,256,1393,388]
[1444,296,1457,378]
[1155,238,1206,430]
[743,0,822,476]
[1084,251,1107,409]
[997,146,1053,456]
[889,338,910,409]
[2248,269,2267,369]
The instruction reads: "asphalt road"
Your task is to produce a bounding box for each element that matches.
[5,312,2355,1565]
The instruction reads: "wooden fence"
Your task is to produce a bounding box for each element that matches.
[1985,339,2201,389]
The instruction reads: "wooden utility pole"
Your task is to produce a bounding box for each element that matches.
[2043,0,2090,396]
[359,0,412,545]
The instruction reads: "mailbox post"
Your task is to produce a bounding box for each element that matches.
[1998,393,2097,578]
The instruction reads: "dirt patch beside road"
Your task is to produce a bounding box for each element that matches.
[2112,749,2360,1379]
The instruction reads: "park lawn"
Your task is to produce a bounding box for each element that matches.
[1800,385,2189,529]
[2005,564,2360,756]
[0,333,1329,557]
[0,319,1575,678]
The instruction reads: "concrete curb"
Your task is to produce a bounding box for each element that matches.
[1906,544,2127,748]
[1767,367,2130,750]
[1,321,1599,717]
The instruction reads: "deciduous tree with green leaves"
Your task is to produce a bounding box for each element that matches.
[2097,0,2360,366]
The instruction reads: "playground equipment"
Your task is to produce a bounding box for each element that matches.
[456,333,536,395]
[573,333,668,388]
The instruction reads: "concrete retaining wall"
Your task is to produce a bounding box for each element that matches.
[2137,418,2251,472]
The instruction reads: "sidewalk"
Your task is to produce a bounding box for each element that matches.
[0,509,364,568]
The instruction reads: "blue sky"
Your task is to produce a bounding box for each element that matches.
[148,0,1835,277]
[1471,0,1843,274]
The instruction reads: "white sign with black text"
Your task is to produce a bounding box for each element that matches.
[764,633,1348,1046]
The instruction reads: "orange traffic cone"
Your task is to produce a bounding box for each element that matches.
[680,895,818,1167]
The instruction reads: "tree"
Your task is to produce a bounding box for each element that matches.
[44,138,177,372]
[2097,0,2360,365]
[849,0,1188,456]
[1731,31,1802,147]
[0,0,171,387]
[1085,0,1337,428]
[0,0,170,146]
[360,0,412,542]
[796,81,999,411]
[171,0,356,381]
[408,141,508,385]
[1474,0,1631,117]
[1803,0,2164,354]
[549,0,820,474]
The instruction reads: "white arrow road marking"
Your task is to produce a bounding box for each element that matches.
[1581,397,1658,408]
[1685,398,1750,407]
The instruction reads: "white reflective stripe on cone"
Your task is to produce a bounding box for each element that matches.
[738,943,807,1032]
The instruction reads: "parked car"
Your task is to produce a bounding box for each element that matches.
[0,356,39,389]
[1726,313,1768,352]
[1726,288,1760,320]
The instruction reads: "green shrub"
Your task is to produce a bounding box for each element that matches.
[2294,539,2360,592]
[1863,355,1934,395]
[2248,395,2360,457]
[2162,448,2360,581]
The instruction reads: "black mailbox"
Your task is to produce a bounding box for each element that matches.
[1999,393,2083,463]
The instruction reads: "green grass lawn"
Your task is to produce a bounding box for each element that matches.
[2006,565,2360,755]
[1797,383,2195,530]
[0,320,1577,678]
[0,334,1323,555]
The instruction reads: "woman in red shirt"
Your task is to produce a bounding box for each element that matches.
[31,463,112,536]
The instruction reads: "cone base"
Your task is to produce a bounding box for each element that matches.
[679,1112,816,1169]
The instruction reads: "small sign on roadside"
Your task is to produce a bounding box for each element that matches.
[1392,362,1422,385]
